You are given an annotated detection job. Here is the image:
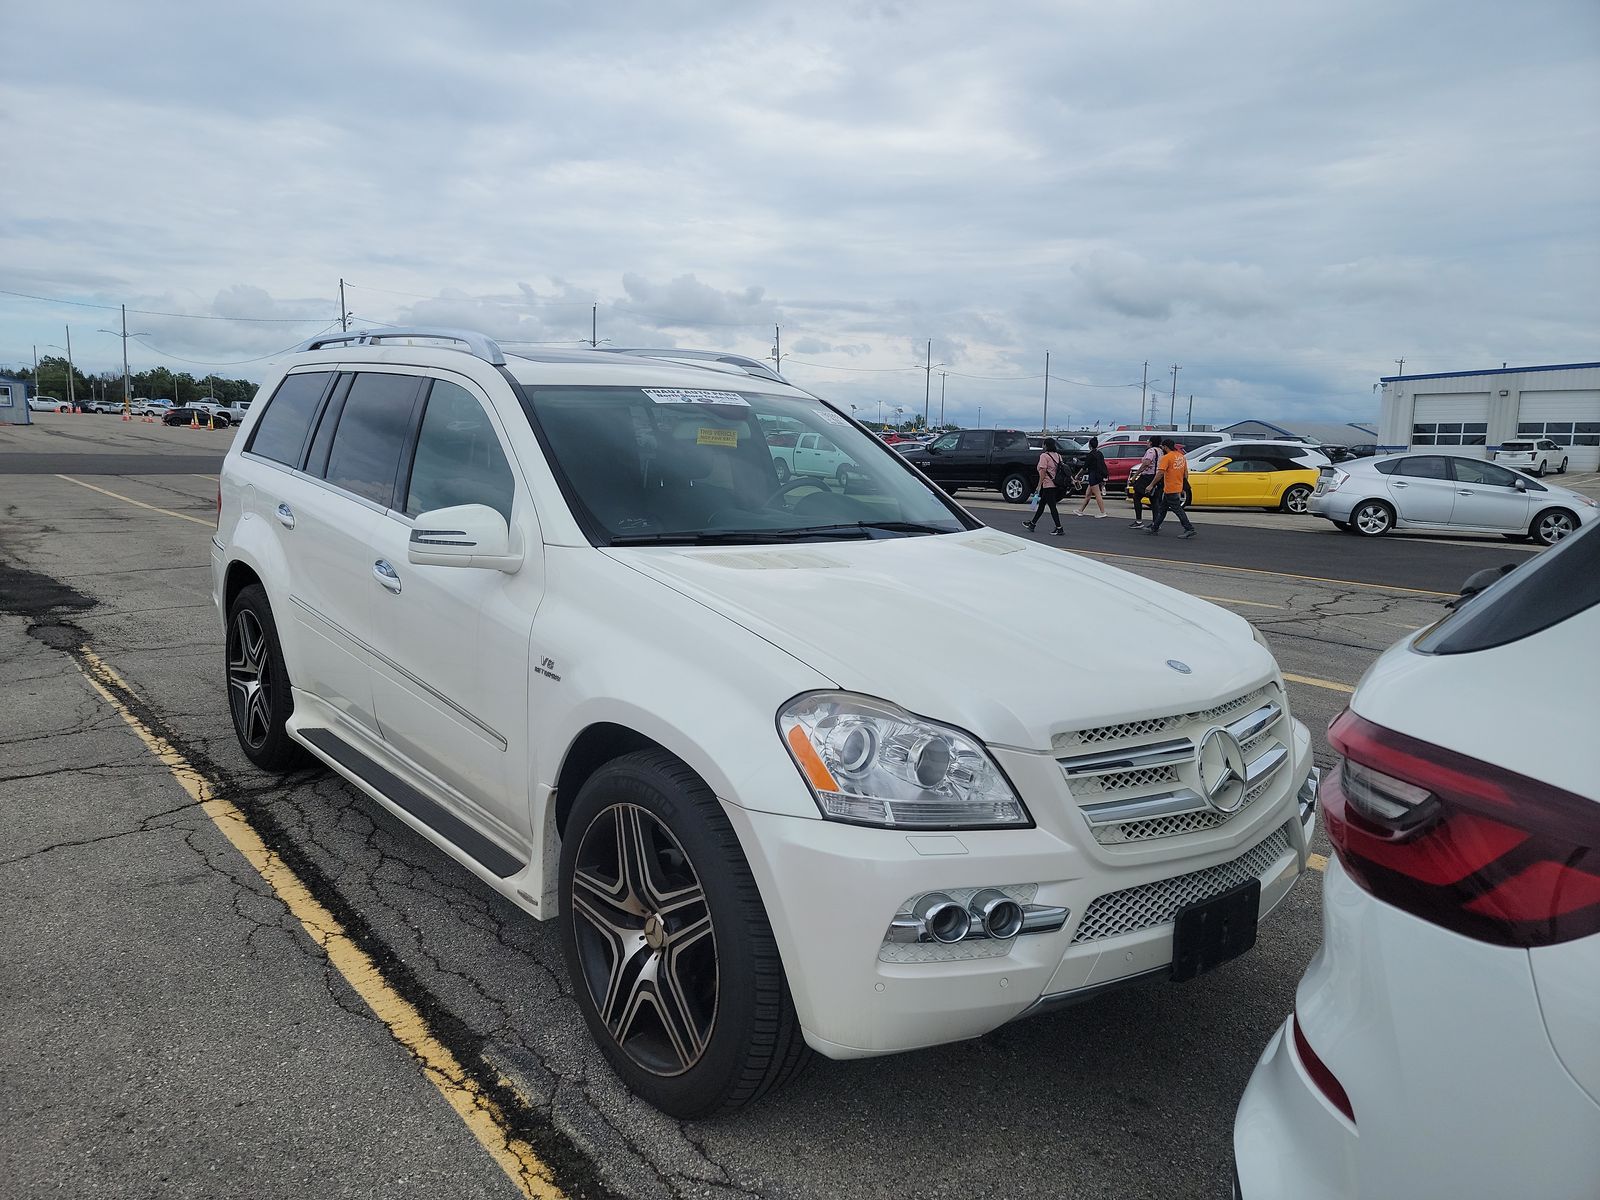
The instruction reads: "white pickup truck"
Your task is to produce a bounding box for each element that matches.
[768,429,856,484]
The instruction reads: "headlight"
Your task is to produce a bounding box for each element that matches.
[1252,626,1272,652]
[778,693,1030,829]
[1579,497,1597,509]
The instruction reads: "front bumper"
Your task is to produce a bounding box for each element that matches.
[725,736,1318,1058]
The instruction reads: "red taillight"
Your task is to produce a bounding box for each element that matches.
[1291,1012,1354,1125]
[1324,709,1600,948]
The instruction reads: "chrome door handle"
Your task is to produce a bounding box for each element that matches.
[275,502,296,529]
[372,559,402,593]
[1392,481,1409,488]
[1457,490,1474,496]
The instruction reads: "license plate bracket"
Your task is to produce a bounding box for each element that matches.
[1170,878,1260,982]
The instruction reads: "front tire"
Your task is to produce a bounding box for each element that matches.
[559,751,809,1117]
[1531,509,1578,546]
[1350,500,1394,537]
[226,584,310,771]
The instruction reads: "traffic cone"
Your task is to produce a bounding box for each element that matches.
[190,411,200,429]
[121,407,131,421]
[207,411,215,431]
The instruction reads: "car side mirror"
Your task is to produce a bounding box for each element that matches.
[925,445,940,455]
[1514,478,1527,491]
[1450,563,1516,607]
[408,504,523,573]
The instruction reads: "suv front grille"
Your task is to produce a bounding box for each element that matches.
[1057,684,1291,846]
[1071,823,1293,943]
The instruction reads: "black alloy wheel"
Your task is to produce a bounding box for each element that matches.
[559,751,808,1116]
[226,584,309,771]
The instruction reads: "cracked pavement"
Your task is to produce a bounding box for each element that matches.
[0,432,1544,1199]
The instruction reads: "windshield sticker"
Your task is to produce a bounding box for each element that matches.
[696,427,739,447]
[817,410,848,425]
[643,389,750,407]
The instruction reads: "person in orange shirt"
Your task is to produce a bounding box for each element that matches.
[1145,438,1196,538]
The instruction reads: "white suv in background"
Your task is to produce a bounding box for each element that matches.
[213,327,1317,1117]
[1493,438,1569,476]
[1234,523,1600,1199]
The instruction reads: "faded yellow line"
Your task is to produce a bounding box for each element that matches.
[1070,547,1456,598]
[74,647,562,1200]
[1308,852,1329,872]
[1197,594,1283,610]
[55,474,214,527]
[1282,672,1356,694]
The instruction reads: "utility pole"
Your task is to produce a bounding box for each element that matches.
[339,279,349,332]
[32,345,39,406]
[1187,394,1194,428]
[591,305,597,348]
[121,305,131,413]
[1169,364,1180,425]
[1394,357,1405,377]
[770,324,782,374]
[1140,360,1149,424]
[1042,351,1051,433]
[923,340,932,429]
[938,371,947,427]
[64,325,76,409]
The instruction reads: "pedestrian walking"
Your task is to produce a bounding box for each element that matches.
[1023,437,1068,535]
[1128,434,1163,528]
[1146,438,1197,538]
[1075,436,1109,518]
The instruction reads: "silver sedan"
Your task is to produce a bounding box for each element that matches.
[1310,452,1598,545]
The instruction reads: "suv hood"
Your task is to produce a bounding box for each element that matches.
[608,530,1275,751]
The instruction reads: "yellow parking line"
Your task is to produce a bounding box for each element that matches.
[73,647,563,1200]
[1070,547,1456,598]
[55,475,214,528]
[1282,672,1356,694]
[1196,595,1284,610]
[1308,853,1329,872]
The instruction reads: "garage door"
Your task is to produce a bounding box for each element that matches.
[1411,393,1490,459]
[1518,390,1600,472]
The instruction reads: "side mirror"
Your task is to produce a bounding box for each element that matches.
[925,444,941,455]
[1205,459,1231,473]
[408,504,523,573]
[1450,563,1516,607]
[1514,477,1528,492]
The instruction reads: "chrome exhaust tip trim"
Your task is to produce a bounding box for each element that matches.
[970,889,1025,940]
[913,892,972,944]
[1298,766,1321,822]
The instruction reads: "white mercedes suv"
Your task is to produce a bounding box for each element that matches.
[213,328,1318,1117]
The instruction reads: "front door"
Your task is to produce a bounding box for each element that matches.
[1448,458,1534,532]
[365,376,542,845]
[1387,455,1457,524]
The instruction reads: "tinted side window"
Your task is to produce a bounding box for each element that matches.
[1373,458,1400,475]
[322,373,423,508]
[959,431,990,451]
[248,372,332,467]
[1397,456,1448,480]
[1454,459,1521,488]
[994,431,1027,451]
[403,381,515,523]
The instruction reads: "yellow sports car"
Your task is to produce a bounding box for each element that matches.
[1128,456,1321,513]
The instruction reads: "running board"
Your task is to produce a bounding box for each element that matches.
[299,727,525,879]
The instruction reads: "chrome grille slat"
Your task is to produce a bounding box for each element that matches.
[1054,685,1273,750]
[1071,824,1293,942]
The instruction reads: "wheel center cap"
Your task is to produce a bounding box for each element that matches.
[642,913,666,950]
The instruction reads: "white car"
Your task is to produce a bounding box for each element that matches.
[1310,452,1598,545]
[213,326,1317,1117]
[1233,523,1600,1199]
[1493,438,1569,477]
[1188,439,1331,471]
[27,395,68,412]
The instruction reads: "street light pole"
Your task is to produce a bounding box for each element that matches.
[938,371,947,427]
[923,341,932,429]
[64,325,76,409]
[1140,360,1150,424]
[1169,364,1180,425]
[1042,351,1050,433]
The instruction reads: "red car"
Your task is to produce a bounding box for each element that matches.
[1100,442,1157,485]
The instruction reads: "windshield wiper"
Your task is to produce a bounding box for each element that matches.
[608,527,873,546]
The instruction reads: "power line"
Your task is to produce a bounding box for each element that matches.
[783,359,922,374]
[123,324,341,366]
[0,285,336,324]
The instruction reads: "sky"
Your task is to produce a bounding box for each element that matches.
[2,0,1597,430]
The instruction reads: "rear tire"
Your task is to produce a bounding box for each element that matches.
[1279,484,1313,515]
[1559,458,1568,474]
[1536,460,1547,477]
[226,584,310,772]
[1000,471,1030,503]
[559,750,809,1117]
[1350,500,1394,537]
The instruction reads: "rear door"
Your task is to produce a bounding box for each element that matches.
[1449,458,1534,532]
[1386,455,1456,524]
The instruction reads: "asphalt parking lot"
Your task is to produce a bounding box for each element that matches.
[0,415,1577,1199]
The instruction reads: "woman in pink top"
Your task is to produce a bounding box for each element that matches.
[1023,437,1068,535]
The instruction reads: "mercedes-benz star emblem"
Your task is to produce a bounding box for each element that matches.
[1197,727,1249,814]
[1166,659,1192,674]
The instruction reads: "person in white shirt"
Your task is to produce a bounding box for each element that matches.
[1128,435,1163,528]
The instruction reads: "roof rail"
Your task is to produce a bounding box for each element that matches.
[597,347,787,384]
[294,327,506,366]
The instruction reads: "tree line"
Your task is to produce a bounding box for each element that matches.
[7,356,259,408]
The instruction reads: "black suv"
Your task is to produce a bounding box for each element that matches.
[903,429,1084,503]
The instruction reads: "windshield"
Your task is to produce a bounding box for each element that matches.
[520,385,975,545]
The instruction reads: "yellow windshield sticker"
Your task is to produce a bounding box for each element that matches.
[696,427,739,447]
